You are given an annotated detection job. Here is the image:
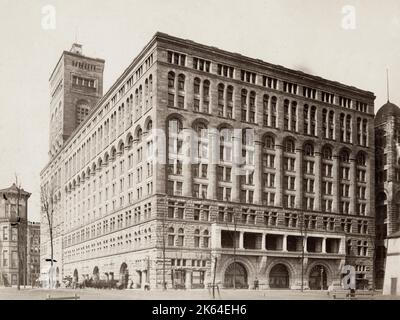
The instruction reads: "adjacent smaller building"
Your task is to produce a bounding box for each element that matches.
[383,231,400,295]
[0,183,36,287]
[27,222,40,286]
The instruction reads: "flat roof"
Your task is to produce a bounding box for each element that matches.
[155,32,375,98]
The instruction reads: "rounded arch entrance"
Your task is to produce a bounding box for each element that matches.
[269,263,290,289]
[224,262,248,289]
[308,265,328,290]
[120,263,129,289]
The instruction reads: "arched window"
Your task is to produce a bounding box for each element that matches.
[263,95,269,126]
[357,152,366,166]
[269,96,277,127]
[227,86,234,103]
[167,227,175,246]
[218,83,225,116]
[291,101,297,131]
[346,114,352,142]
[145,78,149,95]
[178,74,185,91]
[147,120,153,132]
[203,80,210,97]
[304,143,314,156]
[310,106,317,136]
[149,74,153,92]
[177,228,184,247]
[218,83,224,100]
[284,138,295,153]
[264,135,275,149]
[322,146,333,160]
[340,149,350,163]
[249,91,256,123]
[193,122,208,159]
[303,104,309,135]
[168,118,184,179]
[203,80,210,113]
[227,86,234,119]
[194,77,200,95]
[241,89,248,122]
[203,230,210,248]
[194,229,200,248]
[322,109,328,137]
[136,128,143,142]
[220,126,233,162]
[362,119,368,146]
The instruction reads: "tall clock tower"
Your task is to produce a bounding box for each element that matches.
[48,43,105,158]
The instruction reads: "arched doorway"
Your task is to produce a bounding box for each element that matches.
[309,265,328,290]
[269,264,290,289]
[93,266,100,282]
[224,262,248,289]
[120,263,129,289]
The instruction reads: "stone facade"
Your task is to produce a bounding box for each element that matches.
[40,33,376,290]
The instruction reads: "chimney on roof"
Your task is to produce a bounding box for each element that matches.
[70,43,82,55]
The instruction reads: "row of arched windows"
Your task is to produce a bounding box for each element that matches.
[166,71,370,148]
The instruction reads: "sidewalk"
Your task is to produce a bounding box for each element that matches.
[0,287,398,300]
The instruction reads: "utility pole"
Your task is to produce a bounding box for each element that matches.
[212,256,217,299]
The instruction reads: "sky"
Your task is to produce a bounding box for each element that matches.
[0,0,399,222]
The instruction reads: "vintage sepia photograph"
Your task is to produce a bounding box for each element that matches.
[0,0,400,306]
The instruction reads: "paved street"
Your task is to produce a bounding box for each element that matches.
[0,287,398,300]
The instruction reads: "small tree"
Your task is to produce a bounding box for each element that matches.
[40,182,55,288]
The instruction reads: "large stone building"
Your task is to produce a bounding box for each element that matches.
[40,33,376,290]
[375,101,400,290]
[0,184,31,286]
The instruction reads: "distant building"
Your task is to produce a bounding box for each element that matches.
[374,101,400,289]
[41,33,375,290]
[27,222,40,286]
[0,184,31,287]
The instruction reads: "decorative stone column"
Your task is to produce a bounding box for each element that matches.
[349,157,357,215]
[295,148,303,209]
[207,128,218,200]
[182,128,193,197]
[239,231,244,250]
[332,154,340,213]
[231,136,242,203]
[282,235,288,252]
[253,140,263,205]
[322,237,327,253]
[261,233,266,250]
[314,151,322,211]
[274,145,283,207]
